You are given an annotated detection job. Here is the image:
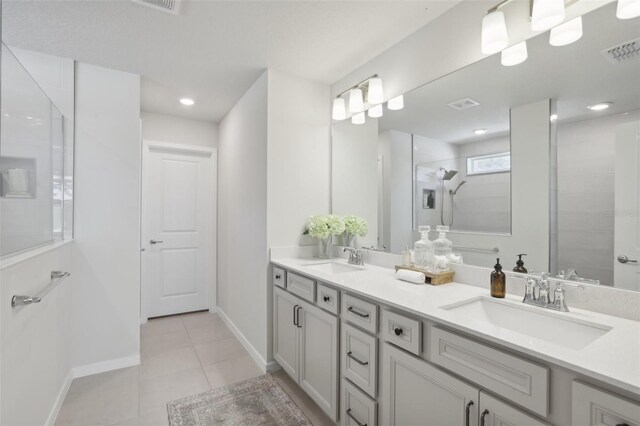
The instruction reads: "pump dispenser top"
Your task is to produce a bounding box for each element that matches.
[513,254,528,273]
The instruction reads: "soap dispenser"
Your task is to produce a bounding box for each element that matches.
[413,226,433,270]
[513,254,528,273]
[491,258,506,298]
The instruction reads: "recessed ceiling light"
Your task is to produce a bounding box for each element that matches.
[587,102,613,111]
[550,114,558,122]
[473,128,488,135]
[179,98,195,106]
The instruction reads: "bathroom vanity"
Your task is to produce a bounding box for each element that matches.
[270,257,640,426]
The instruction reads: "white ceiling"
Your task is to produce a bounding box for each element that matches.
[2,0,460,122]
[378,2,640,144]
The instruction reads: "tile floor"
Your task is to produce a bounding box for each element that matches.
[55,311,334,426]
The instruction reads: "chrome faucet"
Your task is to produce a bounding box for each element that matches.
[513,272,584,312]
[343,247,364,266]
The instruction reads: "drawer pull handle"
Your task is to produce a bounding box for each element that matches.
[465,401,474,426]
[296,306,302,328]
[347,306,370,318]
[346,409,367,426]
[323,295,330,302]
[480,409,489,426]
[275,274,282,280]
[347,351,369,366]
[616,424,629,426]
[394,327,403,336]
[293,304,298,326]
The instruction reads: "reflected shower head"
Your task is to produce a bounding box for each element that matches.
[439,168,458,180]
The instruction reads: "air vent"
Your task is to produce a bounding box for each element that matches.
[601,38,640,64]
[448,98,480,110]
[132,0,181,15]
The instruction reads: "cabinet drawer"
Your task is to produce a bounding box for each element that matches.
[342,323,377,398]
[480,391,549,426]
[381,310,421,355]
[317,283,339,315]
[572,381,640,426]
[287,272,316,303]
[430,327,549,417]
[342,379,377,426]
[342,293,378,334]
[273,266,286,289]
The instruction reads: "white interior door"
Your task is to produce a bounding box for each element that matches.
[142,141,215,318]
[614,121,640,291]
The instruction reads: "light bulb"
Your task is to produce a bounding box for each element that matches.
[388,95,404,111]
[501,41,528,66]
[367,77,384,105]
[549,17,582,46]
[531,0,565,31]
[481,10,508,54]
[368,104,383,118]
[349,88,364,113]
[617,0,640,19]
[332,98,346,120]
[351,112,365,125]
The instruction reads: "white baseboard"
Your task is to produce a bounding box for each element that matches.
[216,307,272,374]
[45,370,73,426]
[72,353,141,379]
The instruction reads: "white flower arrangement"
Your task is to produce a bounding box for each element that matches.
[305,215,345,240]
[343,215,368,237]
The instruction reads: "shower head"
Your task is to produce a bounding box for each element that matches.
[450,180,467,195]
[439,168,458,180]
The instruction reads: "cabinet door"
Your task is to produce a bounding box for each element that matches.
[273,287,300,380]
[479,391,548,426]
[382,343,479,426]
[572,381,640,426]
[299,300,339,422]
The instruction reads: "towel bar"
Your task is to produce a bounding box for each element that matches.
[11,271,71,308]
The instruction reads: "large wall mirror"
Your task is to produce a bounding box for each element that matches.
[332,2,640,291]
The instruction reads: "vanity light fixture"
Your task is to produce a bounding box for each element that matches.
[501,41,528,66]
[474,128,488,135]
[367,77,384,105]
[332,98,346,120]
[587,102,613,111]
[368,104,383,118]
[531,0,565,31]
[549,17,582,46]
[388,95,404,111]
[351,112,366,125]
[179,97,195,106]
[617,0,640,19]
[349,88,364,113]
[482,10,509,54]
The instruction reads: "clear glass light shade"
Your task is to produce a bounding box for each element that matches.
[549,17,583,46]
[387,95,404,111]
[481,11,508,54]
[531,0,565,31]
[617,0,640,19]
[367,77,384,105]
[368,104,383,118]
[332,98,346,120]
[351,112,366,125]
[349,88,364,113]
[501,41,528,66]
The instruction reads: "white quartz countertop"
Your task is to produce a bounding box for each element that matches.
[272,256,640,396]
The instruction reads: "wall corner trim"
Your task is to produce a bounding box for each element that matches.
[45,370,73,426]
[72,354,141,379]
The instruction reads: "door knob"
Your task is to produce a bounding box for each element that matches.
[150,240,164,244]
[617,255,638,264]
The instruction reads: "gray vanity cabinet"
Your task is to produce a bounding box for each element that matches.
[273,286,339,422]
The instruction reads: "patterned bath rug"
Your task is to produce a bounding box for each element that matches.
[167,374,312,426]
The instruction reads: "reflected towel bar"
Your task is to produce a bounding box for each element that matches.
[452,245,500,254]
[11,271,71,308]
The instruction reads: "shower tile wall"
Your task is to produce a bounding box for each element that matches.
[556,111,640,286]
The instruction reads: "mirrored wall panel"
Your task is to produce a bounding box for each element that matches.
[1,44,67,256]
[332,3,640,291]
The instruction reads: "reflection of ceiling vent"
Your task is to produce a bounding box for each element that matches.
[601,38,640,64]
[448,98,480,110]
[132,0,181,15]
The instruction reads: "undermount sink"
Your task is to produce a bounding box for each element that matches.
[304,262,364,274]
[440,297,612,350]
